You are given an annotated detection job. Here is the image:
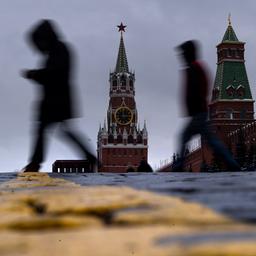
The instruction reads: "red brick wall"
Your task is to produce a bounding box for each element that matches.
[99,147,148,172]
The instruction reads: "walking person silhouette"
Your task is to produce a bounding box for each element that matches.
[21,19,97,172]
[175,40,241,172]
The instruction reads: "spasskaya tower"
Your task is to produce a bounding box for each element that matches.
[97,23,148,172]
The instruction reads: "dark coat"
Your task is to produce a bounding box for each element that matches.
[184,60,209,116]
[28,21,75,123]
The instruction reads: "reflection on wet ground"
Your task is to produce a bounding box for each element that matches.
[0,173,17,183]
[50,172,256,223]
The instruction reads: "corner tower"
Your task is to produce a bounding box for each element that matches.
[209,17,254,144]
[97,23,148,172]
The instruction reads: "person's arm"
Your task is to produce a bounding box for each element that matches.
[22,69,49,84]
[22,44,70,85]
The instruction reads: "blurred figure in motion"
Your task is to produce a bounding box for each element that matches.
[137,157,153,172]
[175,40,240,171]
[21,19,97,172]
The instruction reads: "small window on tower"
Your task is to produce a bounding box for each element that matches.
[120,75,126,90]
[220,50,224,58]
[129,80,133,89]
[112,80,117,90]
[226,109,234,119]
[236,49,241,58]
[240,109,246,119]
[228,91,233,97]
[117,134,123,143]
[137,135,142,144]
[128,135,133,144]
[238,90,244,97]
[226,85,234,97]
[237,49,243,58]
[108,134,114,143]
[224,49,228,58]
[236,85,245,98]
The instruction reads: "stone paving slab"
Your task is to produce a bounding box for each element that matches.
[50,172,256,223]
[0,173,17,184]
[0,172,256,255]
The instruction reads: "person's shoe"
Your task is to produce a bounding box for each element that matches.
[229,166,243,172]
[240,166,255,172]
[226,162,243,172]
[21,163,41,172]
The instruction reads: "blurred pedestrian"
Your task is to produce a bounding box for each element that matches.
[175,40,240,171]
[21,19,97,172]
[137,158,153,172]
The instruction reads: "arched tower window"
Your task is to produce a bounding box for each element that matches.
[120,74,126,90]
[236,49,242,58]
[226,85,235,97]
[137,134,142,144]
[108,134,114,143]
[117,134,123,144]
[112,79,117,90]
[240,109,246,119]
[128,134,133,144]
[236,85,245,98]
[226,109,234,119]
[237,49,243,58]
[129,80,133,90]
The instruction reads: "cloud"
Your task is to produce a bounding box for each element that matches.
[1,0,256,171]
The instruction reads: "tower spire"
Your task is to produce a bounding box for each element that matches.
[97,23,148,173]
[115,22,129,73]
[213,19,252,101]
[228,13,231,26]
[222,15,238,42]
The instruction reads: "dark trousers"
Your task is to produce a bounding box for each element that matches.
[29,121,95,165]
[178,112,240,170]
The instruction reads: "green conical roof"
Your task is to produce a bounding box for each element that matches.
[222,24,239,42]
[213,62,252,100]
[115,34,129,73]
[213,21,252,101]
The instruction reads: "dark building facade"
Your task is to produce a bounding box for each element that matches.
[52,160,92,173]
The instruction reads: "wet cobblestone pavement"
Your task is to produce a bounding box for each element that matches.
[50,172,256,223]
[0,171,256,255]
[0,173,17,183]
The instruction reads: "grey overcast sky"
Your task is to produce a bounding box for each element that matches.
[1,0,256,172]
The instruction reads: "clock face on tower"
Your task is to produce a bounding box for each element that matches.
[115,107,133,125]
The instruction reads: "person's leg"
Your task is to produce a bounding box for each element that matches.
[23,122,50,172]
[59,121,97,166]
[200,117,240,170]
[175,117,197,170]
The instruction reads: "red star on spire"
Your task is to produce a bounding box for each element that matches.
[117,22,126,33]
